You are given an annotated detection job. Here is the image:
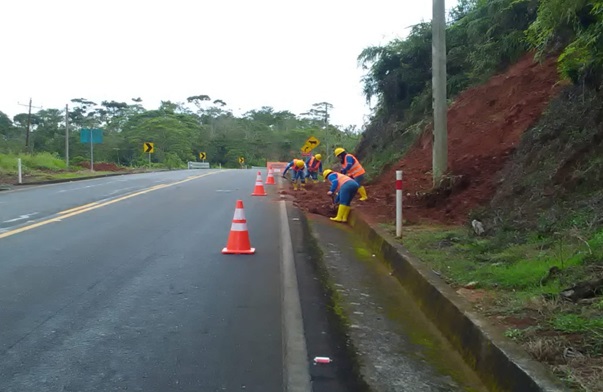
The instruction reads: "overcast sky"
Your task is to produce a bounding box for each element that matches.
[1,0,457,128]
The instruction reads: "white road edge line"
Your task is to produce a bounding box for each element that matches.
[279,201,312,392]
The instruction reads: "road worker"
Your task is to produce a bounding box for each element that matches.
[323,169,359,223]
[305,154,323,183]
[282,158,307,190]
[334,147,368,201]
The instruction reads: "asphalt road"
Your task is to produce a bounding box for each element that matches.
[0,170,296,391]
[0,170,213,232]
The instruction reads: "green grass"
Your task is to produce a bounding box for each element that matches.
[399,226,598,293]
[0,152,133,184]
[0,152,66,174]
[552,314,603,334]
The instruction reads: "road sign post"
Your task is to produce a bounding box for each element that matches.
[199,152,207,161]
[143,142,154,166]
[90,129,94,171]
[80,129,103,172]
[239,156,245,168]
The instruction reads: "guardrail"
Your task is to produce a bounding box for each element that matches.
[188,162,210,169]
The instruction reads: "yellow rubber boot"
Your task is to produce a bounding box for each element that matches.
[358,186,368,201]
[330,205,346,222]
[341,205,351,222]
[293,182,298,191]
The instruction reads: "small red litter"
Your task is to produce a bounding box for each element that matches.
[313,357,332,364]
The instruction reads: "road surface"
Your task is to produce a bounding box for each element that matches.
[0,169,484,392]
[0,170,301,391]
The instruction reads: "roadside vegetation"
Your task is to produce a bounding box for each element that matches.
[0,152,120,185]
[0,99,359,174]
[399,225,603,391]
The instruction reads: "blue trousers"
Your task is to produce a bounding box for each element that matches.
[307,171,318,180]
[336,181,359,206]
[293,170,305,182]
[351,174,365,186]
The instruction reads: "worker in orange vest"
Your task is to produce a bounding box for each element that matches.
[334,147,368,201]
[323,169,359,223]
[282,158,307,190]
[305,154,323,183]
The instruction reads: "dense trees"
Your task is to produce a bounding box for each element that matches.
[0,98,359,168]
[356,0,603,168]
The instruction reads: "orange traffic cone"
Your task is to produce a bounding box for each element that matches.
[251,171,267,196]
[222,200,255,254]
[266,166,276,185]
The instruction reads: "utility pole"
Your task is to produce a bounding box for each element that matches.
[65,104,70,168]
[432,0,448,186]
[324,102,329,165]
[17,98,42,154]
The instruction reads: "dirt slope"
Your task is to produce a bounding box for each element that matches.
[360,54,561,224]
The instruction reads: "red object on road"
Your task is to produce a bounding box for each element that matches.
[266,166,276,185]
[313,357,332,364]
[222,200,255,254]
[251,171,268,196]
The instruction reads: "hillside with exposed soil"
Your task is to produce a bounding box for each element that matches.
[290,55,561,225]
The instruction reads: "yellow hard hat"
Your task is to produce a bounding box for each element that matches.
[334,147,346,157]
[314,154,322,161]
[295,160,305,168]
[323,169,333,178]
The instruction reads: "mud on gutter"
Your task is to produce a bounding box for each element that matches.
[288,203,371,392]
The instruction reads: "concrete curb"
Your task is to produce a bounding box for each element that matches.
[14,172,130,186]
[347,212,568,392]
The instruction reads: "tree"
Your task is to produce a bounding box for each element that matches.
[527,0,603,85]
[186,94,211,113]
[0,111,13,135]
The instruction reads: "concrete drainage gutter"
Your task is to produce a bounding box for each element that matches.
[347,211,567,392]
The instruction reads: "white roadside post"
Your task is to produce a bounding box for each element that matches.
[396,170,403,238]
[17,158,23,184]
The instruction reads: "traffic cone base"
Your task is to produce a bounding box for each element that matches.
[222,247,256,255]
[222,200,256,254]
[252,171,268,196]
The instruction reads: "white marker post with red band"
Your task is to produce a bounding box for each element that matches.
[396,170,403,238]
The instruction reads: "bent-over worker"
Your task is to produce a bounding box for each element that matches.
[282,159,307,190]
[323,169,359,223]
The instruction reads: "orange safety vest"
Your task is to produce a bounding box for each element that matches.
[330,172,352,192]
[292,159,304,172]
[307,157,320,172]
[346,154,366,178]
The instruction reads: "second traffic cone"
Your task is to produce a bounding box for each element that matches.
[265,166,276,185]
[222,200,255,254]
[252,171,267,196]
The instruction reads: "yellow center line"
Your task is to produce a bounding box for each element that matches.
[58,202,99,215]
[0,171,220,240]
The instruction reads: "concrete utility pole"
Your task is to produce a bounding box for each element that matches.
[324,102,329,165]
[17,98,42,153]
[432,0,448,186]
[65,104,70,168]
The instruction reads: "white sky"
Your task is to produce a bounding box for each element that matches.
[0,0,457,129]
